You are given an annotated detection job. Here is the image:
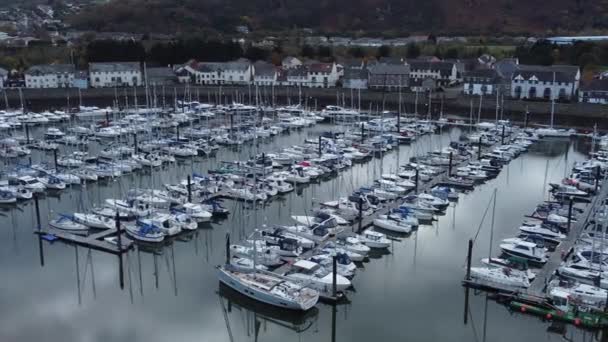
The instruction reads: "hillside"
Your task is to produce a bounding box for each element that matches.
[68,0,608,36]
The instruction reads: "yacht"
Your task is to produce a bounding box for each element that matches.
[217,264,319,311]
[500,240,548,264]
[468,266,530,290]
[359,230,390,248]
[284,259,351,294]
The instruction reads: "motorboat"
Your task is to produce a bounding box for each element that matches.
[174,203,212,222]
[284,259,351,294]
[230,244,283,267]
[261,227,315,249]
[500,240,548,264]
[139,213,182,236]
[358,230,390,249]
[335,236,370,257]
[481,257,536,281]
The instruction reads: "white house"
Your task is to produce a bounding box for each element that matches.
[282,56,302,69]
[579,78,608,104]
[222,60,253,85]
[286,65,308,87]
[24,64,75,88]
[510,65,580,101]
[463,69,501,95]
[253,61,277,86]
[408,60,459,90]
[306,63,339,88]
[183,61,223,85]
[89,62,142,88]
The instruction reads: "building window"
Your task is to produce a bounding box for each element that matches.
[559,88,567,100]
[528,87,537,98]
[543,88,551,99]
[481,85,488,94]
[514,86,522,98]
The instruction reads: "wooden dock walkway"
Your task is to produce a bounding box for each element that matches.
[35,228,133,255]
[527,182,608,295]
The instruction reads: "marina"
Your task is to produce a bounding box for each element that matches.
[0,101,605,341]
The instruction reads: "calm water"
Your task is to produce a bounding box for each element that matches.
[0,123,601,342]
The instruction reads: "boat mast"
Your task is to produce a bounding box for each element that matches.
[494,88,499,123]
[550,72,556,129]
[488,188,497,259]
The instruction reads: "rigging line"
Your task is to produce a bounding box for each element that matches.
[472,190,496,243]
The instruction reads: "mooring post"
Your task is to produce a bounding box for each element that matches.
[466,239,473,280]
[225,233,230,265]
[176,125,180,141]
[360,123,365,143]
[501,125,505,145]
[567,196,574,232]
[25,124,30,144]
[105,111,110,124]
[357,197,363,233]
[318,135,322,157]
[595,166,601,193]
[35,193,44,266]
[448,152,453,177]
[53,149,58,172]
[115,213,124,289]
[477,136,482,160]
[332,255,337,298]
[415,168,419,194]
[133,133,138,154]
[187,175,192,203]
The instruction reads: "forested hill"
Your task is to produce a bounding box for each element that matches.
[68,0,608,35]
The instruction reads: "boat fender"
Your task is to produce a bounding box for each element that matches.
[520,306,526,313]
[574,318,581,326]
[546,313,552,320]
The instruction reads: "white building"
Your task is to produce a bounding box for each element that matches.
[306,63,339,88]
[222,60,253,85]
[253,61,277,86]
[579,78,608,104]
[463,69,501,95]
[183,61,222,85]
[89,62,142,88]
[409,60,459,89]
[24,64,75,88]
[281,56,302,69]
[510,65,580,101]
[286,65,308,87]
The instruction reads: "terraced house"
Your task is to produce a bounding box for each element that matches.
[510,65,580,101]
[89,62,142,88]
[25,64,75,88]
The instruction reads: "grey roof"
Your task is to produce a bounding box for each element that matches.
[463,69,500,84]
[409,61,455,77]
[581,78,608,91]
[223,60,251,72]
[26,64,75,75]
[368,63,410,75]
[253,61,276,77]
[494,58,519,79]
[513,64,579,83]
[343,67,367,80]
[147,67,176,78]
[287,65,308,77]
[89,62,140,73]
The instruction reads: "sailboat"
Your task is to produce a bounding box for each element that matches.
[217,233,320,311]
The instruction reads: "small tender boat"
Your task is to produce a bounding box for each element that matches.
[359,230,390,248]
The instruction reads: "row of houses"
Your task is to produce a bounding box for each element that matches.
[461,59,584,102]
[3,56,608,104]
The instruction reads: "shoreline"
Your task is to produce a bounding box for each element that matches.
[2,86,606,129]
